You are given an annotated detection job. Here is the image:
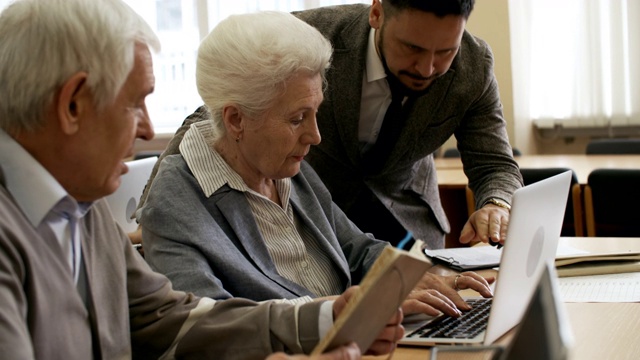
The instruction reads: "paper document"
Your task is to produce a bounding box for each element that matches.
[556,243,589,257]
[558,272,640,303]
[424,243,587,271]
[555,246,640,277]
[424,246,502,271]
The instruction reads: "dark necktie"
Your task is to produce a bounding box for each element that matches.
[362,79,406,173]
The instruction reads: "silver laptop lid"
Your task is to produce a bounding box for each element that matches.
[104,156,157,233]
[484,170,572,344]
[429,262,574,359]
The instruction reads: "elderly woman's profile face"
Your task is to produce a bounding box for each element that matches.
[240,72,323,181]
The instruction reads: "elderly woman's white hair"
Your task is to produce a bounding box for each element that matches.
[0,0,160,134]
[196,11,333,140]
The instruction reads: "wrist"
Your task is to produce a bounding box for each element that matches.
[483,198,511,211]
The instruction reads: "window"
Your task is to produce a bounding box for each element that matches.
[509,0,640,136]
[124,0,371,134]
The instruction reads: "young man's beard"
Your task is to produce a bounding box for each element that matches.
[378,26,441,96]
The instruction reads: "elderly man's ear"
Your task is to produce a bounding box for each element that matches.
[56,72,90,135]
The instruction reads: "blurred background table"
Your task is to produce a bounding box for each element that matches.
[436,155,640,247]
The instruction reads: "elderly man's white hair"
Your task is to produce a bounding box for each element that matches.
[0,0,160,133]
[196,11,333,140]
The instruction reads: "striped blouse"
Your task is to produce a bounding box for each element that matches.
[179,120,343,299]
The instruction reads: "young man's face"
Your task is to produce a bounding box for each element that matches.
[370,2,466,93]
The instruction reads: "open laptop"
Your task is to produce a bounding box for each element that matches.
[429,262,574,359]
[498,261,573,359]
[104,156,157,233]
[401,170,573,346]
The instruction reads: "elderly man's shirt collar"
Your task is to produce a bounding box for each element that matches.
[0,129,72,227]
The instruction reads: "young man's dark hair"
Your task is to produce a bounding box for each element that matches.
[382,0,475,19]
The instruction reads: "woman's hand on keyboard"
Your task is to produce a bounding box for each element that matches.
[401,272,495,316]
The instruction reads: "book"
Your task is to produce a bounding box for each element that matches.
[310,245,432,355]
[555,251,640,277]
[424,245,640,276]
[555,251,640,267]
[556,260,640,277]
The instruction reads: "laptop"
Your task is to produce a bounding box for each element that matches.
[401,170,573,346]
[499,261,573,360]
[429,262,574,359]
[104,156,157,233]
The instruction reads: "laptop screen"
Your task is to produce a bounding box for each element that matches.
[104,156,157,233]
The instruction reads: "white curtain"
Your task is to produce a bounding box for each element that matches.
[509,0,640,129]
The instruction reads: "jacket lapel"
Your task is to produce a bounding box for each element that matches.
[324,9,370,168]
[214,190,314,296]
[385,69,457,170]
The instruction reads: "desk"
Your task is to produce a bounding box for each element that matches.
[435,154,640,185]
[368,237,640,360]
[436,155,640,245]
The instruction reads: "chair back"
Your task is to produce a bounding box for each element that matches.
[442,148,461,158]
[520,168,583,236]
[465,167,583,236]
[585,138,640,154]
[584,169,640,236]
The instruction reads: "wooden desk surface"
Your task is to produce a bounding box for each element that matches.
[366,237,640,360]
[435,154,640,185]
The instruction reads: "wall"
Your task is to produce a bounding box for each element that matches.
[444,0,523,153]
[133,135,171,157]
[464,1,619,155]
[467,0,514,140]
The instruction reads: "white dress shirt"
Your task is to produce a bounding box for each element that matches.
[0,130,89,295]
[358,28,408,155]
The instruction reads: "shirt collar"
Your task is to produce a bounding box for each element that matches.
[0,129,72,227]
[179,121,291,209]
[179,121,248,197]
[365,27,388,83]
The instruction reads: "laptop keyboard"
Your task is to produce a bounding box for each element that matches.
[406,298,492,339]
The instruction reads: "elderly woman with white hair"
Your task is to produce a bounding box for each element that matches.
[139,10,493,325]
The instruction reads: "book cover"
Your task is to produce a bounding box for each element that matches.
[557,260,640,277]
[311,245,432,355]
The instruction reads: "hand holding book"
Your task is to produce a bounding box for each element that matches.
[311,246,431,355]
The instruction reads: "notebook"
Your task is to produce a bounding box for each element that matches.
[104,156,157,233]
[401,170,572,346]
